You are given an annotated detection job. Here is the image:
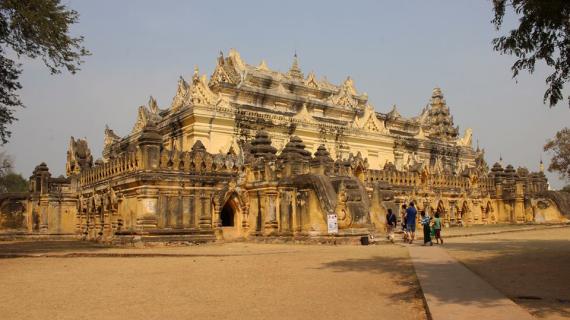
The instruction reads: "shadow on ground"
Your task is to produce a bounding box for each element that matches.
[0,240,109,255]
[318,246,425,306]
[320,236,570,320]
[443,237,570,319]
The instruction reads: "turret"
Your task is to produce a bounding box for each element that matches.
[310,145,334,175]
[250,131,277,161]
[287,53,304,80]
[278,136,311,176]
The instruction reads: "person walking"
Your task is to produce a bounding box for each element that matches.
[405,202,417,244]
[385,208,397,242]
[433,212,444,244]
[420,210,433,246]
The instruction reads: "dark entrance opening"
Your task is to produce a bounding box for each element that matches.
[221,202,235,227]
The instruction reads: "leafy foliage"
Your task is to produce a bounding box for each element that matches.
[492,0,570,107]
[544,127,570,180]
[0,172,27,192]
[0,151,27,192]
[0,0,89,144]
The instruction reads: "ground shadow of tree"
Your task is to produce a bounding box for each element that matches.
[444,238,570,319]
[0,240,110,256]
[318,246,428,315]
[320,238,570,319]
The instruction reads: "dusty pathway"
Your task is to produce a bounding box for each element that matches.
[444,227,570,320]
[409,245,534,320]
[0,242,427,320]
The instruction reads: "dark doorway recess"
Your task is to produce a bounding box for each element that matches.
[221,202,235,227]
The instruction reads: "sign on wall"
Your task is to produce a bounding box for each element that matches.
[327,213,338,234]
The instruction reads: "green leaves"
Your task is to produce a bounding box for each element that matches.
[0,0,89,144]
[544,127,570,180]
[492,0,570,107]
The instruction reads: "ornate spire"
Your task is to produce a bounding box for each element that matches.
[341,76,357,96]
[171,76,189,111]
[540,157,544,172]
[386,104,401,120]
[305,71,319,89]
[423,87,458,140]
[287,53,304,80]
[104,125,120,149]
[193,65,200,81]
[148,96,159,114]
[257,60,270,71]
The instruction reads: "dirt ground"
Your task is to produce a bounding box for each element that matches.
[0,241,427,320]
[445,227,570,320]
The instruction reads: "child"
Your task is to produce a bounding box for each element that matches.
[420,211,433,246]
[434,212,443,244]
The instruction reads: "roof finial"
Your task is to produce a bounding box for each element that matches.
[287,51,304,80]
[499,154,503,165]
[539,156,544,172]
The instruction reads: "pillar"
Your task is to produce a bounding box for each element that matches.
[264,191,278,235]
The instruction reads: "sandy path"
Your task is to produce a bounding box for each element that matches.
[445,227,570,320]
[0,242,426,320]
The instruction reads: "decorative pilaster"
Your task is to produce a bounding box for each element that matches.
[136,188,159,231]
[199,190,212,230]
[264,191,278,235]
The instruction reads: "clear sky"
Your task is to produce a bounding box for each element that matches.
[3,0,569,188]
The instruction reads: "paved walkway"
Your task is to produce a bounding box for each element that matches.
[409,245,535,320]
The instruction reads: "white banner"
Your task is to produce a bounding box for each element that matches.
[327,214,338,234]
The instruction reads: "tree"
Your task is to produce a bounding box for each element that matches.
[0,151,27,192]
[544,127,570,180]
[0,172,27,192]
[0,0,89,144]
[492,0,570,107]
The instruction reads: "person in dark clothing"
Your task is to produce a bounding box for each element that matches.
[405,202,418,244]
[386,208,397,242]
[420,210,433,246]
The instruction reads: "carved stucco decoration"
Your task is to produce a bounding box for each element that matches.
[256,60,270,71]
[66,136,93,176]
[457,128,473,147]
[190,66,219,106]
[171,76,190,111]
[293,103,314,123]
[208,49,244,87]
[103,125,120,149]
[305,71,319,89]
[335,182,352,228]
[131,96,162,134]
[328,77,359,109]
[352,104,387,133]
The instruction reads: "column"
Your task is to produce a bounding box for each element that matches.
[264,191,278,235]
[199,190,212,230]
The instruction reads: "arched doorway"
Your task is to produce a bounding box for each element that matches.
[221,202,235,227]
[219,195,242,240]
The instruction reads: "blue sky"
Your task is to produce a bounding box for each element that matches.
[4,0,569,188]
